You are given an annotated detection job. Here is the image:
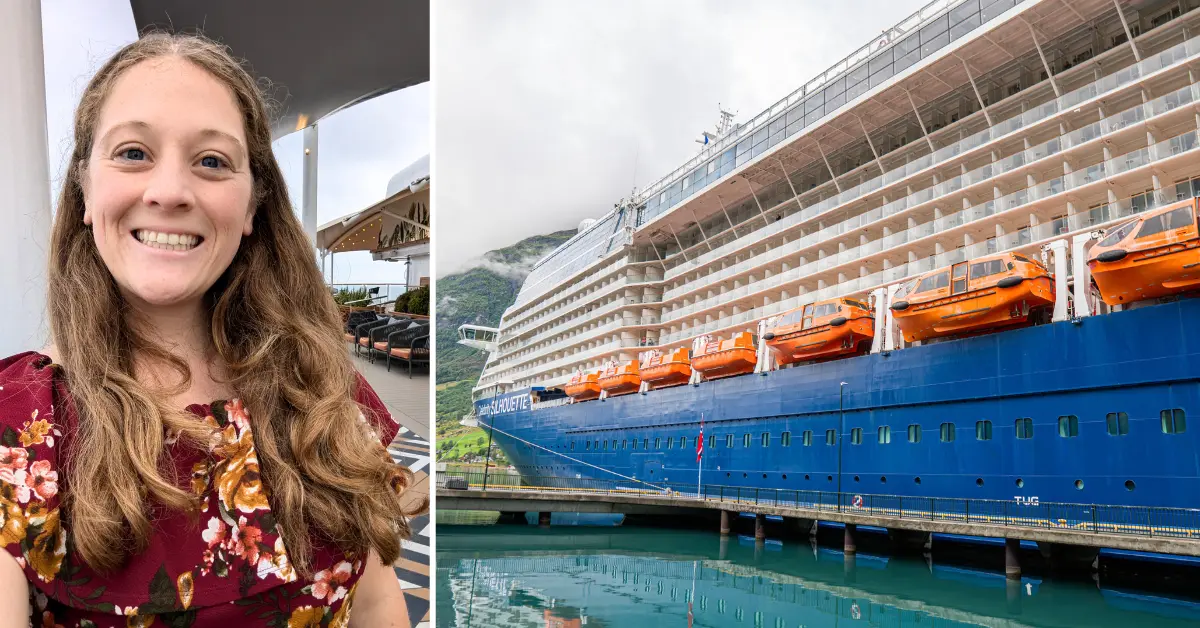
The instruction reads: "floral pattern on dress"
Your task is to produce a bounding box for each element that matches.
[0,352,406,628]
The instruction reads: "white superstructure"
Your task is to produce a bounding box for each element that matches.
[476,0,1200,395]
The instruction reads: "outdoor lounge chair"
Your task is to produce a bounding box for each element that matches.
[353,317,409,357]
[365,319,419,364]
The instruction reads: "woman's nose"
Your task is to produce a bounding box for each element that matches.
[141,157,196,211]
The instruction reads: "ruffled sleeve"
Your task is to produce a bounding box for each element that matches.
[0,352,68,589]
[354,372,401,448]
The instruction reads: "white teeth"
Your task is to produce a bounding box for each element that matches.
[134,230,201,251]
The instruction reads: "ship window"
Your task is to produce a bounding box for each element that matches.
[781,431,792,447]
[631,439,637,450]
[679,436,687,449]
[907,424,921,443]
[709,435,716,449]
[969,259,1005,280]
[826,429,836,445]
[726,434,734,448]
[1161,409,1187,434]
[586,442,591,451]
[613,439,619,450]
[655,437,662,449]
[843,298,869,310]
[761,432,770,447]
[621,439,626,449]
[667,438,673,449]
[916,271,950,293]
[1016,417,1033,439]
[571,441,575,450]
[642,438,648,450]
[878,426,891,443]
[976,420,992,440]
[603,440,608,450]
[803,430,813,446]
[1137,206,1194,239]
[744,433,752,448]
[940,423,956,442]
[850,428,862,445]
[951,263,967,293]
[1098,220,1137,247]
[1106,412,1129,436]
[1057,415,1079,438]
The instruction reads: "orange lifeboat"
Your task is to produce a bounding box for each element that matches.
[1088,198,1200,305]
[598,360,641,397]
[691,332,758,380]
[890,252,1055,343]
[564,371,601,402]
[639,347,692,389]
[764,297,875,364]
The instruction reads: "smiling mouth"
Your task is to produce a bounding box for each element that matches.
[133,229,204,252]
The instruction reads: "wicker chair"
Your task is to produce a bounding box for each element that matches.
[342,311,379,344]
[353,317,408,357]
[380,322,429,373]
[388,331,430,377]
[364,319,417,363]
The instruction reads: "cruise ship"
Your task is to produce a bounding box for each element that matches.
[459,0,1200,513]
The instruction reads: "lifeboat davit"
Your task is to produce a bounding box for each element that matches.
[1088,198,1200,305]
[564,371,601,402]
[640,347,692,389]
[763,297,875,364]
[691,332,758,380]
[597,361,641,397]
[889,252,1055,343]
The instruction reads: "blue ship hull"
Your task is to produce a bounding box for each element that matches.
[477,298,1200,510]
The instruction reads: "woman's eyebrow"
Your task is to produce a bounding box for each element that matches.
[96,121,246,157]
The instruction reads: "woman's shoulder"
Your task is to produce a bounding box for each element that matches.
[0,350,60,425]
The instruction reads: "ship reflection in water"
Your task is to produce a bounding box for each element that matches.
[436,526,1200,628]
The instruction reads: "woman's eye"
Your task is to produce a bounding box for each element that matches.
[120,148,146,161]
[200,156,225,169]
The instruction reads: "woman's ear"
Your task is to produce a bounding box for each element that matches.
[243,206,255,237]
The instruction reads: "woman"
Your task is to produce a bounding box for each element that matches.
[0,32,423,626]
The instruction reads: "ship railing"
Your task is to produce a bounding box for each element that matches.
[438,472,1200,540]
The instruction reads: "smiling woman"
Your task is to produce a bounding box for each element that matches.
[0,32,423,627]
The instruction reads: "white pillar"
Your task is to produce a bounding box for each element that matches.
[302,124,319,245]
[0,1,51,355]
[1046,239,1071,322]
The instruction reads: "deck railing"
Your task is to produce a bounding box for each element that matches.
[437,471,1200,540]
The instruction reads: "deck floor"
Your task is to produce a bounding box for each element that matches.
[350,346,431,627]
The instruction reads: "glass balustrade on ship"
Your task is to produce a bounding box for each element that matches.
[660,35,1200,285]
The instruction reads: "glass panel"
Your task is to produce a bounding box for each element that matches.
[781,432,791,447]
[1136,207,1194,238]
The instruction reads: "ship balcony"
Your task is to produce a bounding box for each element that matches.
[497,293,661,359]
[501,257,633,332]
[492,138,1200,384]
[497,276,661,351]
[660,37,1200,300]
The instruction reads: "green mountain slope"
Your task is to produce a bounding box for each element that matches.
[435,229,576,462]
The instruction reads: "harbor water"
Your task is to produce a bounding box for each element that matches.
[436,523,1200,627]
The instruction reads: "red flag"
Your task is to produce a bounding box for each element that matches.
[696,420,704,462]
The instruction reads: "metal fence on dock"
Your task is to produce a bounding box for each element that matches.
[437,471,1200,540]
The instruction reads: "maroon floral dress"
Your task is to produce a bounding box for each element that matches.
[0,351,404,627]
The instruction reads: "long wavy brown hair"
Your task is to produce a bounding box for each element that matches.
[46,32,423,576]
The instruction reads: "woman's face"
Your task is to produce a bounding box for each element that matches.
[84,56,255,310]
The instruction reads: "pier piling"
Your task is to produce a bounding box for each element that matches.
[1005,538,1021,579]
[720,510,731,536]
[844,523,857,554]
[754,513,766,541]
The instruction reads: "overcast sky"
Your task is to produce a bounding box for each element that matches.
[40,0,428,287]
[435,0,926,276]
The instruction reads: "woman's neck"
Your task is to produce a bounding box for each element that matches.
[125,297,235,405]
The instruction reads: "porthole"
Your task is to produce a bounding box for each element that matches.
[976,478,984,487]
[762,473,767,479]
[827,475,833,482]
[743,473,748,478]
[1016,478,1024,488]
[853,475,860,482]
[1125,480,1136,491]
[880,476,887,483]
[1075,479,1084,490]
[804,474,811,480]
[782,474,788,480]
[726,472,731,478]
[914,476,922,485]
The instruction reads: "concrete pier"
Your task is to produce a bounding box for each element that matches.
[844,523,857,554]
[720,510,731,535]
[1005,538,1021,579]
[754,513,766,541]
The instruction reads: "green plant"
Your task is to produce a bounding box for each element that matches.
[333,287,370,306]
[403,285,430,316]
[393,291,411,313]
